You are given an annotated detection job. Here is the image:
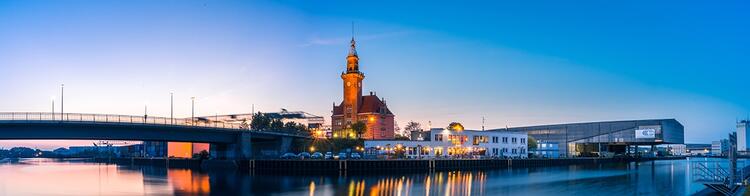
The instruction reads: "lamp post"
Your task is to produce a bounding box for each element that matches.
[144,104,148,123]
[170,92,174,124]
[60,84,64,117]
[191,97,195,126]
[51,96,55,120]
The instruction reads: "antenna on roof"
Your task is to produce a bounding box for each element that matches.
[482,116,485,131]
[351,21,355,39]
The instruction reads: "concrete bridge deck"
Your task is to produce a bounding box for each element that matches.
[0,112,309,159]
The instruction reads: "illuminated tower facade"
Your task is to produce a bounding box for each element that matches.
[341,38,364,125]
[332,38,395,140]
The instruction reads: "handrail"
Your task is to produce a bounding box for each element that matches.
[0,112,312,137]
[0,112,246,130]
[692,160,749,185]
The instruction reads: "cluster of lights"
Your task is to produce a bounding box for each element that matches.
[331,132,358,139]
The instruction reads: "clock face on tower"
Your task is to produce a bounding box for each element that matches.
[347,82,351,87]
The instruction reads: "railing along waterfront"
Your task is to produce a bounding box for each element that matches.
[0,112,246,130]
[691,159,749,185]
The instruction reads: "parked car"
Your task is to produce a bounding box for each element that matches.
[325,152,333,159]
[311,152,324,159]
[350,152,362,159]
[337,152,348,160]
[280,153,298,159]
[298,152,311,159]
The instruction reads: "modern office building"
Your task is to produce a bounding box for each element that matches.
[365,128,528,159]
[712,139,730,156]
[686,144,712,156]
[737,120,749,152]
[193,109,324,130]
[668,144,687,156]
[489,119,684,157]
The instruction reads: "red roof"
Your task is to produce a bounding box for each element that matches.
[332,95,392,115]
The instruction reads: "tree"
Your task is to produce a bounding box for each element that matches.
[350,121,367,139]
[405,121,422,132]
[250,112,270,131]
[527,136,538,150]
[447,122,464,131]
[283,121,308,133]
[270,119,284,130]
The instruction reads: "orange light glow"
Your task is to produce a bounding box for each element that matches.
[168,142,193,158]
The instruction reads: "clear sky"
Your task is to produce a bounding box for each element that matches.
[0,1,748,149]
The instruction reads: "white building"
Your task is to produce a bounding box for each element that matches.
[365,128,528,159]
[193,109,325,130]
[738,120,749,152]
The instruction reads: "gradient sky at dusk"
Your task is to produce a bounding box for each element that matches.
[0,1,748,149]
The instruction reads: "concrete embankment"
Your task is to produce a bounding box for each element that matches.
[94,156,684,172]
[249,157,684,173]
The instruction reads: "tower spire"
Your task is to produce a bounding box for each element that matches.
[349,21,357,56]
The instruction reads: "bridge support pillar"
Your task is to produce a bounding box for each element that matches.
[210,132,252,160]
[278,137,293,154]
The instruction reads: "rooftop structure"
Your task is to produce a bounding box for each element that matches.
[490,119,684,157]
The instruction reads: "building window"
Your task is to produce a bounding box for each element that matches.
[472,136,488,145]
[435,134,443,141]
[521,138,526,144]
[502,137,508,143]
[492,137,498,143]
[512,149,517,154]
[502,148,508,153]
[512,137,517,144]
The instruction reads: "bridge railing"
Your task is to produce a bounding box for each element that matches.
[0,112,248,130]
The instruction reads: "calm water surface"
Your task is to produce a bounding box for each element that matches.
[0,158,719,195]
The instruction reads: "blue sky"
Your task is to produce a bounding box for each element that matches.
[0,1,748,149]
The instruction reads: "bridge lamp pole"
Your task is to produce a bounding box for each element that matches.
[170,92,174,125]
[60,84,64,117]
[191,97,195,126]
[51,96,55,120]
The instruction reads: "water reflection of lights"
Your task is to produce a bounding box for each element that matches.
[325,171,487,196]
[309,181,315,196]
[167,169,210,195]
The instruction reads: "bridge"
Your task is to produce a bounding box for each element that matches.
[0,112,309,159]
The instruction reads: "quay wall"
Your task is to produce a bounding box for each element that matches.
[251,157,684,173]
[94,157,685,172]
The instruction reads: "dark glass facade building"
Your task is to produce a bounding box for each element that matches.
[489,119,684,157]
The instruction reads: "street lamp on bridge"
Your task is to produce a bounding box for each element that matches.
[170,92,174,125]
[51,96,55,120]
[191,97,195,126]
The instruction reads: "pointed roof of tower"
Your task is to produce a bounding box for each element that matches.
[348,37,357,56]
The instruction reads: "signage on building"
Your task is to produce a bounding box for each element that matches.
[635,128,656,139]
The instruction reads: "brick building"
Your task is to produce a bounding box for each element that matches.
[331,38,395,140]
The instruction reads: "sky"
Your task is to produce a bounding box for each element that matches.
[0,1,748,149]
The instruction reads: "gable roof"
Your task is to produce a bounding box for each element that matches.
[332,95,393,115]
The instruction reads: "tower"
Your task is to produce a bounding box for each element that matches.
[340,38,365,126]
